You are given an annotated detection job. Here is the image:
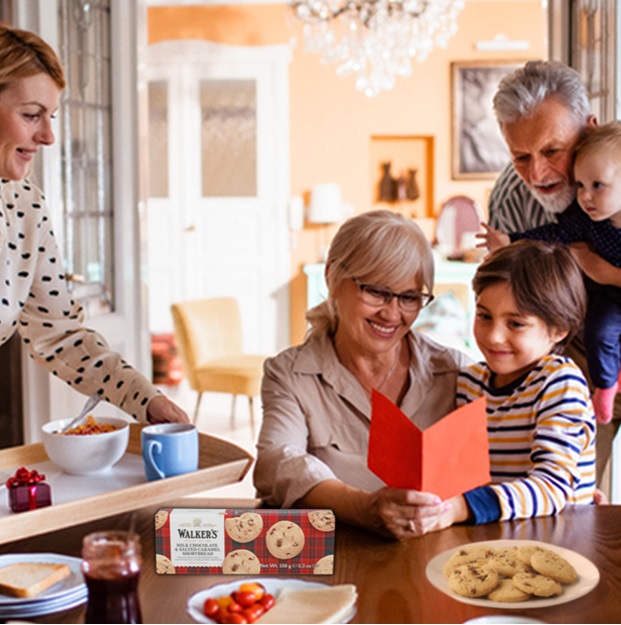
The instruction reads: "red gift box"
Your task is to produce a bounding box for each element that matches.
[6,467,52,513]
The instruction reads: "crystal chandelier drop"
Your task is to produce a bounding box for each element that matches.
[290,1,464,97]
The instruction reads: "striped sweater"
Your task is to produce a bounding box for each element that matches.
[488,163,558,232]
[456,355,596,523]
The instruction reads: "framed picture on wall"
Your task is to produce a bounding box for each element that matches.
[451,60,528,180]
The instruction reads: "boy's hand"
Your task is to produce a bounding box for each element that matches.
[476,222,511,251]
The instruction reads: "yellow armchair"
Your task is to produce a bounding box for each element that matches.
[171,298,266,427]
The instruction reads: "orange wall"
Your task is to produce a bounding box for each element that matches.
[148,1,547,345]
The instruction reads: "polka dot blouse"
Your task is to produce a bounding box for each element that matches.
[510,201,621,267]
[0,179,158,421]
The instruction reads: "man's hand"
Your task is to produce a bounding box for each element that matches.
[570,242,621,287]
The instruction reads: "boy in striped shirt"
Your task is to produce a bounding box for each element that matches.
[456,241,596,523]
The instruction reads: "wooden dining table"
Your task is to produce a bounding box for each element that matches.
[1,498,620,624]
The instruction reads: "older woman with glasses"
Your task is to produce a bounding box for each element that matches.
[254,210,471,539]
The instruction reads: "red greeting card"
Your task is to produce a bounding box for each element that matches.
[368,391,490,500]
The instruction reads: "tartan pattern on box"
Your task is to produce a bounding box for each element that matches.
[154,508,335,575]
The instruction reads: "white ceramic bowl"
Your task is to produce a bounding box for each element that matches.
[42,416,130,475]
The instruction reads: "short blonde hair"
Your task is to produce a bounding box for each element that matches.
[574,120,621,166]
[306,210,434,339]
[0,21,65,92]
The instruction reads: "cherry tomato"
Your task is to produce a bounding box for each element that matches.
[239,582,265,601]
[233,590,257,608]
[241,603,265,624]
[217,595,234,611]
[223,614,248,625]
[227,600,243,614]
[260,593,276,611]
[204,598,219,618]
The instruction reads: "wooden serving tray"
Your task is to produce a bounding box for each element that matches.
[0,424,253,544]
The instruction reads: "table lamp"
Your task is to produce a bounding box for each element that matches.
[307,184,344,261]
[307,184,344,224]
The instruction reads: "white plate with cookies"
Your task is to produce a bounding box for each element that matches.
[425,539,599,609]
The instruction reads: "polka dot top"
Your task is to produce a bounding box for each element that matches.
[510,201,621,267]
[0,179,159,421]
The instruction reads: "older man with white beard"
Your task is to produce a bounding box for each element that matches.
[487,60,621,497]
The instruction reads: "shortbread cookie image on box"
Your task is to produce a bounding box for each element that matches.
[265,521,305,559]
[314,555,334,575]
[154,510,169,531]
[308,510,335,532]
[156,554,176,575]
[225,512,264,543]
[221,549,261,574]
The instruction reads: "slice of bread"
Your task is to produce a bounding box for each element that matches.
[0,562,71,598]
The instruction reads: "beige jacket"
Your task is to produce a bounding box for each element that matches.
[254,331,471,507]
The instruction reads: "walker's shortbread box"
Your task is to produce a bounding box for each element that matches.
[154,508,335,575]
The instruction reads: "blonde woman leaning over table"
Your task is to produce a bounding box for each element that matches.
[254,210,472,539]
[0,22,187,424]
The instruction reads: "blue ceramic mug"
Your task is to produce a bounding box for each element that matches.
[141,423,198,481]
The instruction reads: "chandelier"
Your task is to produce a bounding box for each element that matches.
[290,1,464,97]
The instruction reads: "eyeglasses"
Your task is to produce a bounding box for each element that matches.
[352,278,434,312]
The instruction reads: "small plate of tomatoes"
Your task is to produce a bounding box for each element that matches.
[186,578,337,624]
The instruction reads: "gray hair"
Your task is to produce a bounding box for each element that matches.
[305,209,434,340]
[493,60,591,126]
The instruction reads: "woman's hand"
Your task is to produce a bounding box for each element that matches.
[146,395,190,424]
[298,481,465,540]
[367,487,455,540]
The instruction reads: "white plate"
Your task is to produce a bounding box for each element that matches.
[0,553,85,605]
[0,590,87,618]
[187,577,356,624]
[426,539,600,609]
[0,592,88,621]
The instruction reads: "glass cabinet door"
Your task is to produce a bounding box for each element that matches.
[200,79,257,198]
[58,0,114,317]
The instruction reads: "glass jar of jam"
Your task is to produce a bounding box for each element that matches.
[81,530,143,624]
